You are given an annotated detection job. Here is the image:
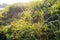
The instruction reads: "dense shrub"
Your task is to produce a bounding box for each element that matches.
[0,0,60,40]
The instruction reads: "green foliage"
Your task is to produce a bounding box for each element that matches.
[0,0,60,40]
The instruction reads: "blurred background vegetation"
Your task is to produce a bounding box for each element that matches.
[0,0,60,40]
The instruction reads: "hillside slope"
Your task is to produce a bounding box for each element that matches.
[0,0,60,40]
